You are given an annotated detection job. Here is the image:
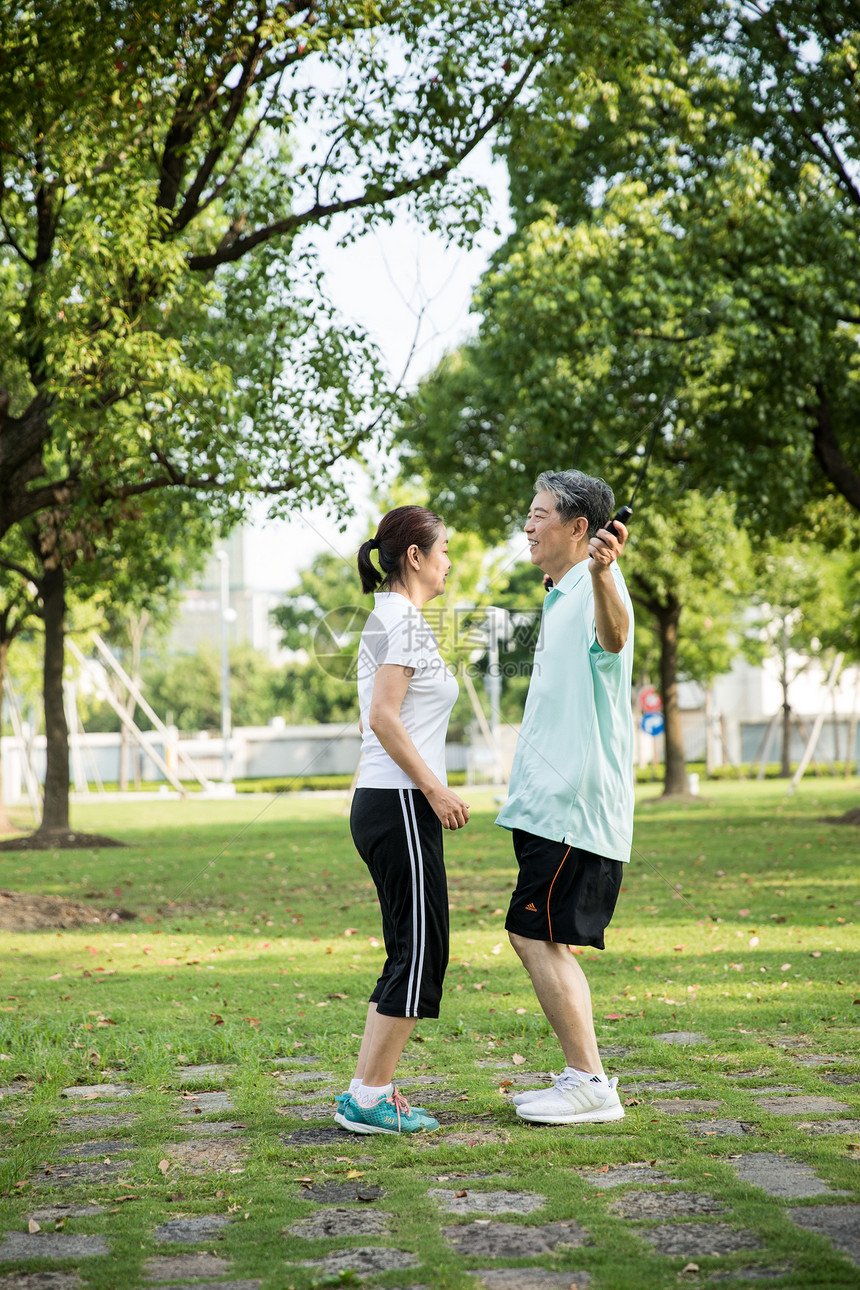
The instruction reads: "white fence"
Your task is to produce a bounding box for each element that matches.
[0,724,469,804]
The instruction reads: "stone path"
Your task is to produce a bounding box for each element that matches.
[0,1033,858,1286]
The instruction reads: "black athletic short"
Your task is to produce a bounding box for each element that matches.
[505,828,623,948]
[350,787,449,1019]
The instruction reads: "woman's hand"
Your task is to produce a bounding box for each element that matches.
[426,786,471,831]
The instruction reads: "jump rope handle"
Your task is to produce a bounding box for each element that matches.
[544,505,633,592]
[605,504,633,537]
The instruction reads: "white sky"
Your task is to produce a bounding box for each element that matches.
[245,140,513,591]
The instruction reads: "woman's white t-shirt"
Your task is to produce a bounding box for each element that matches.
[355,592,459,790]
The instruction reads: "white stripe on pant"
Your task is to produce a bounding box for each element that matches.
[399,787,427,1018]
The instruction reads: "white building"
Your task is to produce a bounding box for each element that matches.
[167,529,286,664]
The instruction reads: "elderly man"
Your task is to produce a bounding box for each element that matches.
[496,469,635,1125]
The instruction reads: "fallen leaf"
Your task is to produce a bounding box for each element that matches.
[346,1169,364,1179]
[210,1013,224,1025]
[27,1220,40,1234]
[681,1263,699,1273]
[511,1053,526,1066]
[454,1189,467,1198]
[158,1159,171,1175]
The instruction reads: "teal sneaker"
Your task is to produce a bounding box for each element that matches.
[338,1088,439,1135]
[334,1091,355,1130]
[334,1089,426,1124]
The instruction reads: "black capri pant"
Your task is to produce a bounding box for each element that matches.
[350,787,449,1019]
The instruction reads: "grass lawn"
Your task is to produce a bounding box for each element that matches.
[0,777,858,1288]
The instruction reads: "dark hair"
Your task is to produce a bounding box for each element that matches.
[535,469,614,536]
[357,505,444,594]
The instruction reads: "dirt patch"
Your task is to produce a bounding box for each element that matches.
[0,889,134,931]
[0,830,125,851]
[823,808,860,826]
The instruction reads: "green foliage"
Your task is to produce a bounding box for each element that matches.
[272,659,361,727]
[495,0,860,519]
[2,0,581,830]
[402,2,860,528]
[625,487,757,686]
[0,0,583,542]
[92,643,282,734]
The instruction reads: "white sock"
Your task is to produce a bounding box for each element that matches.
[356,1081,393,1108]
[349,1078,362,1097]
[562,1065,606,1086]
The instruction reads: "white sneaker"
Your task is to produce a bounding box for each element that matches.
[516,1076,624,1124]
[511,1079,559,1107]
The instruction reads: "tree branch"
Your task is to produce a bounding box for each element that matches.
[809,382,860,510]
[187,51,544,271]
[0,555,40,586]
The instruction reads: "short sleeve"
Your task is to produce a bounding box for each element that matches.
[363,606,435,671]
[588,566,629,671]
[381,607,436,669]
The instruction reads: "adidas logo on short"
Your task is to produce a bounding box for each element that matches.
[525,902,538,912]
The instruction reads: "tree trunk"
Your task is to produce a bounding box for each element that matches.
[780,619,791,777]
[657,600,688,797]
[0,640,17,834]
[36,560,70,835]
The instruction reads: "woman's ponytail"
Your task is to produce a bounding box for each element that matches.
[357,539,382,595]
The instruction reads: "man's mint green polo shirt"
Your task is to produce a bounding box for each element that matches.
[495,559,635,862]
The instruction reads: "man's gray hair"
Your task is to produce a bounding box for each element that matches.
[535,470,614,536]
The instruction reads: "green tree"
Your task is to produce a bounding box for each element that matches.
[623,487,755,794]
[496,0,860,517]
[142,643,280,733]
[0,545,40,832]
[397,1,860,797]
[750,533,855,778]
[1,0,591,842]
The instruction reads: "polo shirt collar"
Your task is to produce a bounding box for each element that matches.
[548,558,590,596]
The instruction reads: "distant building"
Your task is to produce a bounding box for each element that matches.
[166,529,286,663]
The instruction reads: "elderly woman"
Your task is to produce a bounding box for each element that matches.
[335,505,469,1135]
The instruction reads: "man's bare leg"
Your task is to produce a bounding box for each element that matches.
[509,933,603,1073]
